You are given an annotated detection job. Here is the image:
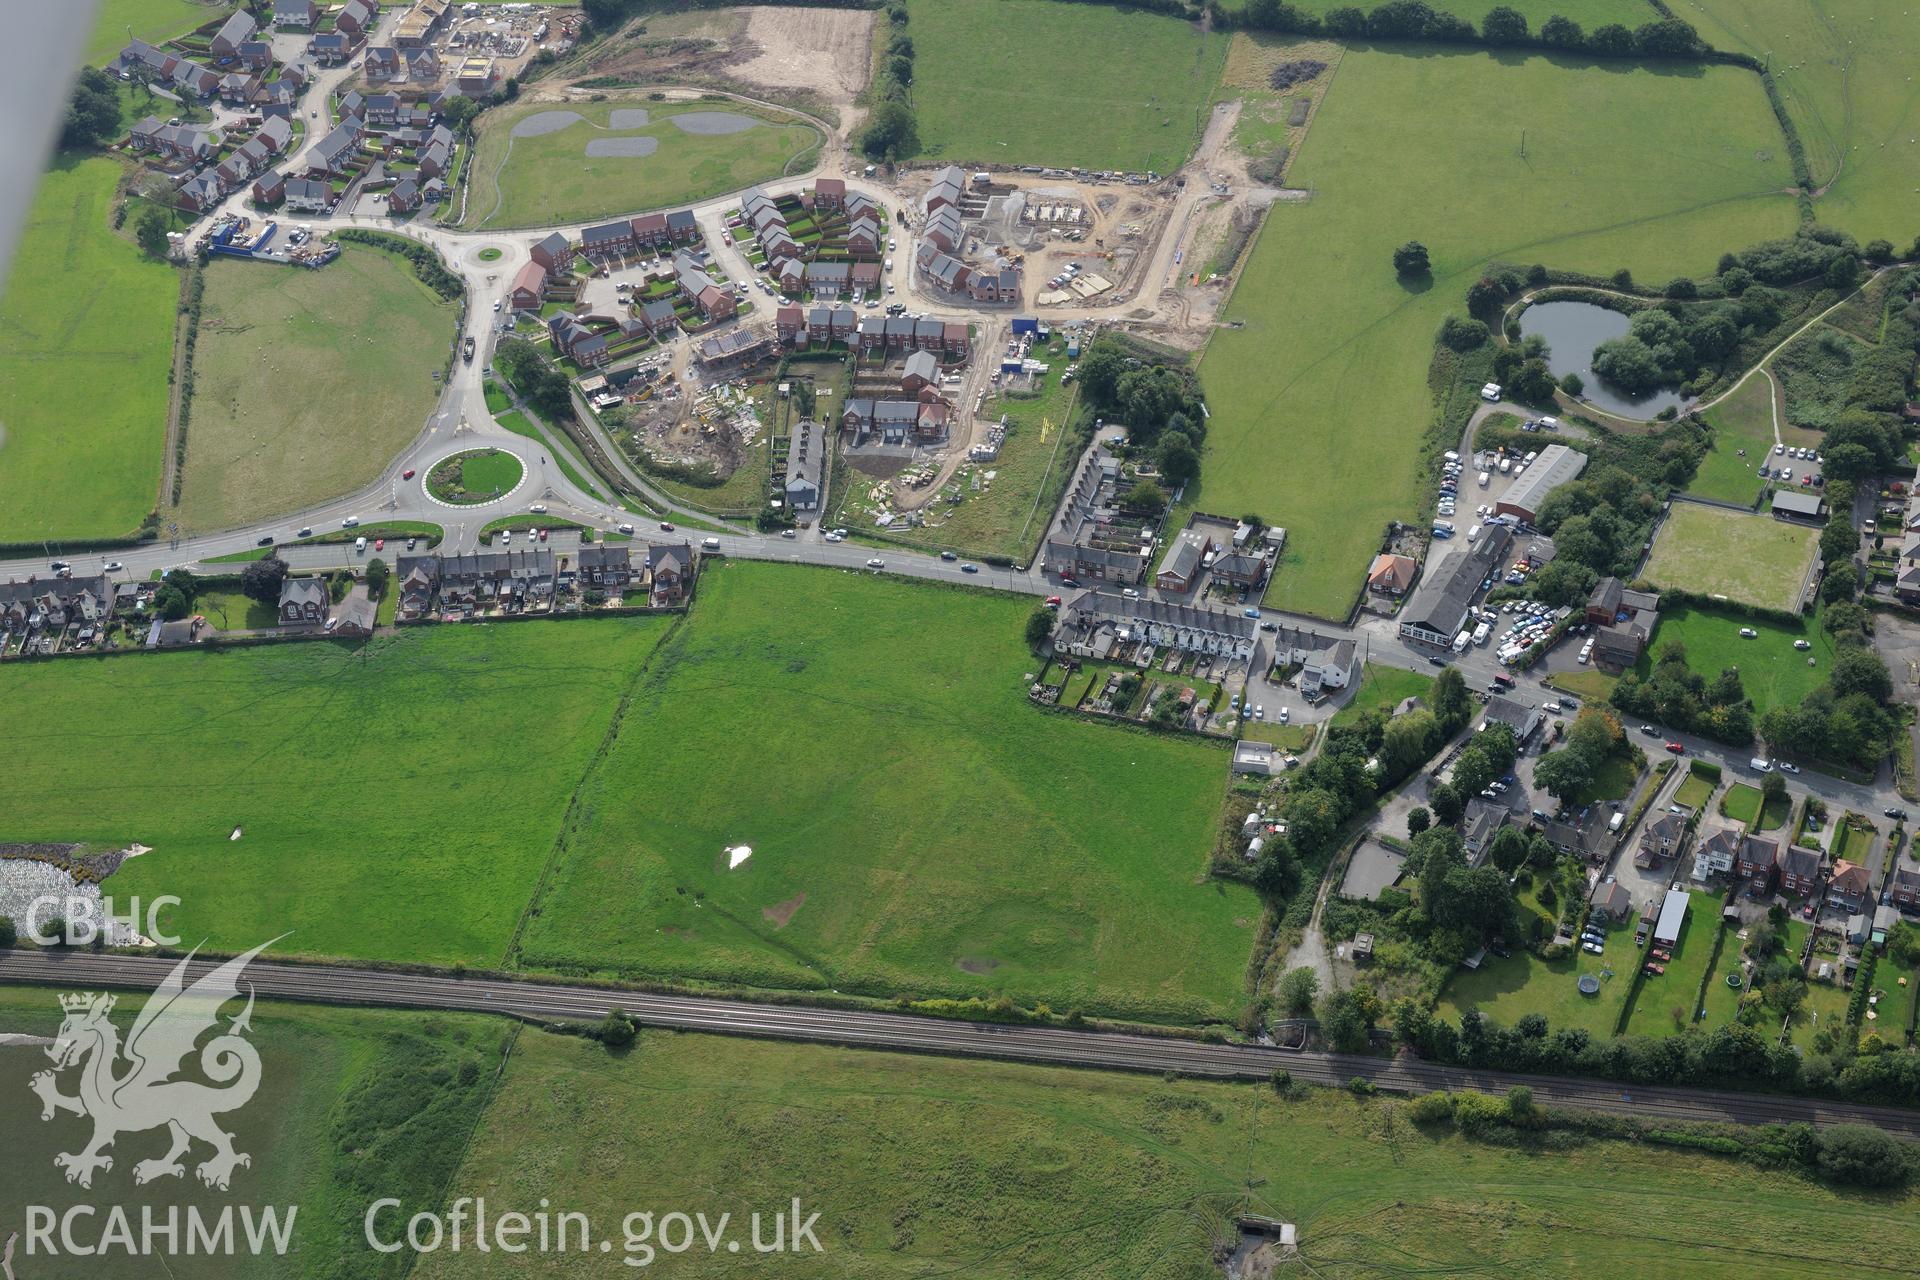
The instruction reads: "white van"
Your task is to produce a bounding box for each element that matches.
[1750,757,1772,772]
[701,537,721,551]
[354,536,367,553]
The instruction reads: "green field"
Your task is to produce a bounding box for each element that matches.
[0,619,673,966]
[1682,0,1920,242]
[462,98,818,230]
[1641,502,1820,613]
[1217,0,1648,23]
[1644,602,1834,715]
[905,0,1230,172]
[0,155,179,542]
[177,247,456,531]
[86,0,230,63]
[1330,663,1435,727]
[0,986,502,1279]
[1690,370,1825,505]
[517,561,1254,1024]
[1621,890,1723,1035]
[427,1022,1920,1278]
[1196,48,1799,618]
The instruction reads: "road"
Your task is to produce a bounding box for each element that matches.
[4,948,1916,1136]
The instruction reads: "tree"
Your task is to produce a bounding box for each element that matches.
[240,557,289,604]
[154,586,190,621]
[1074,345,1126,403]
[440,95,479,130]
[495,339,574,423]
[1393,241,1431,276]
[1438,315,1489,351]
[163,568,198,600]
[0,916,15,949]
[1023,605,1057,649]
[1814,1125,1912,1188]
[1829,647,1892,702]
[1540,14,1584,46]
[1821,561,1859,604]
[1824,253,1860,291]
[366,557,391,598]
[1277,966,1319,1015]
[1760,771,1788,809]
[1481,6,1527,42]
[1820,517,1860,566]
[1428,781,1463,826]
[63,67,123,149]
[1118,479,1167,513]
[1465,276,1504,320]
[135,207,170,259]
[859,100,919,163]
[1532,749,1592,800]
[1431,665,1472,731]
[1156,434,1200,486]
[1407,806,1431,837]
[1559,371,1584,397]
[599,1008,638,1048]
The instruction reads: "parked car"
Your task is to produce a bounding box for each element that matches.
[1582,941,1604,955]
[1640,724,1659,737]
[1044,595,1062,608]
[780,529,796,539]
[1738,627,1758,638]
[1886,807,1910,821]
[1243,608,1261,619]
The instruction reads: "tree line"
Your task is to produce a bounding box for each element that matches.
[1228,0,1710,62]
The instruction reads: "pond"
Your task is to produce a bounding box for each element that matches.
[1518,300,1687,421]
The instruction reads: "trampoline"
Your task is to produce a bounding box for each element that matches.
[1577,974,1602,996]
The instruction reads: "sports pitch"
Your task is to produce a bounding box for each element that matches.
[1641,501,1820,614]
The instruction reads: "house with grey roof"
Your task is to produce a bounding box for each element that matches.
[278,577,329,627]
[784,420,824,512]
[1398,524,1512,646]
[1057,590,1259,661]
[211,9,258,57]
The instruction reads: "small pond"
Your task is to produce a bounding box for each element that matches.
[1518,300,1686,420]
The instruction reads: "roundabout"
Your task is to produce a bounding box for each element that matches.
[423,447,528,508]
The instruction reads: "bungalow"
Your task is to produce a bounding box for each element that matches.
[274,0,319,28]
[581,219,634,258]
[812,177,845,211]
[804,261,850,299]
[278,577,328,626]
[529,231,572,273]
[646,543,693,606]
[1781,845,1824,897]
[1735,834,1781,894]
[388,177,422,213]
[509,260,547,311]
[283,176,331,213]
[1828,859,1873,912]
[252,169,287,205]
[1589,880,1634,924]
[210,9,258,58]
[638,298,678,336]
[335,0,376,40]
[901,350,940,393]
[329,590,377,637]
[366,46,403,81]
[1367,552,1418,597]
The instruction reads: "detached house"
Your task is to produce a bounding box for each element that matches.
[1827,859,1873,912]
[366,46,403,82]
[335,0,377,40]
[529,231,572,273]
[210,10,258,58]
[1693,825,1742,881]
[1367,553,1417,597]
[509,260,548,311]
[274,0,319,29]
[278,578,328,626]
[1781,845,1824,897]
[646,543,693,606]
[283,176,332,213]
[812,177,845,212]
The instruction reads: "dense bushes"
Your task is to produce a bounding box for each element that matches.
[860,5,919,162]
[1612,639,1756,747]
[64,67,124,150]
[335,230,463,301]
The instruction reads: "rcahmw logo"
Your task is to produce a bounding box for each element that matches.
[21,938,299,1262]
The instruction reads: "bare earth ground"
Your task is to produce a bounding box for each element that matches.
[732,6,873,121]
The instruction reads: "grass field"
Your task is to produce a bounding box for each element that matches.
[905,0,1229,172]
[1772,324,1873,431]
[0,155,179,542]
[0,986,502,1279]
[1621,890,1723,1035]
[1330,663,1435,727]
[1641,502,1820,613]
[0,619,673,966]
[462,98,817,230]
[1195,47,1799,618]
[517,561,1254,1024]
[1680,0,1920,242]
[1644,602,1833,715]
[177,247,456,532]
[426,1025,1920,1280]
[1690,370,1825,505]
[86,0,230,63]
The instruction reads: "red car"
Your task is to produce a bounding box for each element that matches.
[1045,595,1062,608]
[1665,741,1685,754]
[1644,962,1666,976]
[374,538,384,551]
[538,528,549,542]
[402,468,416,480]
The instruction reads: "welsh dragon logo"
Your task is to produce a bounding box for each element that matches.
[29,940,280,1191]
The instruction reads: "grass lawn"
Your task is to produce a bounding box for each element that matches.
[1788,973,1852,1051]
[1195,48,1798,619]
[462,98,818,230]
[1690,371,1825,505]
[0,986,502,1280]
[429,1024,1920,1280]
[1437,938,1631,1039]
[0,154,178,542]
[85,0,230,63]
[1621,890,1723,1036]
[1717,780,1791,831]
[1330,664,1434,728]
[1572,755,1638,808]
[192,588,280,630]
[1699,932,1751,1028]
[833,366,1079,563]
[1644,603,1834,716]
[1871,958,1920,1047]
[1,619,674,966]
[1640,502,1820,615]
[1544,668,1616,701]
[1771,324,1873,431]
[176,247,455,532]
[517,562,1255,1024]
[1674,771,1716,811]
[905,0,1229,173]
[496,407,605,501]
[1684,0,1920,243]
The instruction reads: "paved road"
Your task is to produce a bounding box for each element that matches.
[4,949,1916,1136]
